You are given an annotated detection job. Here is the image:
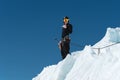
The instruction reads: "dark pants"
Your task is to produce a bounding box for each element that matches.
[60,39,70,59]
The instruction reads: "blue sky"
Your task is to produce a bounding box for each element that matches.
[0,0,120,80]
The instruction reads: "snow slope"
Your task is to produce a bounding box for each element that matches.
[32,27,120,80]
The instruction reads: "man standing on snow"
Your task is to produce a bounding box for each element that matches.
[58,16,73,59]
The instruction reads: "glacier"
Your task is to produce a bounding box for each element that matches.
[32,27,120,80]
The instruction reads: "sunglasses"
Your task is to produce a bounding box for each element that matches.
[63,19,69,22]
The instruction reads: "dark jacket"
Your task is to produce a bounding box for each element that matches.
[62,23,72,39]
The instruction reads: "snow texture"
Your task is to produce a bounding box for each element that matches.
[32,27,120,80]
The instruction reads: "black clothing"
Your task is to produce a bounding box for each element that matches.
[60,39,70,59]
[62,23,72,39]
[59,22,72,59]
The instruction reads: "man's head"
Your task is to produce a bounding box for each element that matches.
[63,16,69,24]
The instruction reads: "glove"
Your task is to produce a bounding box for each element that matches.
[58,41,62,50]
[62,25,67,28]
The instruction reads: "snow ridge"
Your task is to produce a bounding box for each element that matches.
[33,27,120,80]
[32,55,76,80]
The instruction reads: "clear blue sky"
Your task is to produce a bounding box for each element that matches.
[0,0,120,80]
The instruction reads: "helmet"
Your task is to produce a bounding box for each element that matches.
[64,16,69,20]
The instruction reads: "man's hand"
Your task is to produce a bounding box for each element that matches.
[62,25,67,28]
